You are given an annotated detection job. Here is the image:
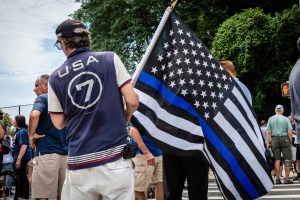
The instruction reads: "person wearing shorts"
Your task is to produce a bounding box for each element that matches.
[266,105,293,184]
[48,19,139,200]
[29,74,68,199]
[129,125,163,200]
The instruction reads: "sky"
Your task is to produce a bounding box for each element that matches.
[0,0,81,119]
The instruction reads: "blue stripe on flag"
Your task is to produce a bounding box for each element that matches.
[138,71,259,199]
[138,71,199,117]
[198,117,259,199]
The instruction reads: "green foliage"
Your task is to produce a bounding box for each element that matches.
[0,109,12,128]
[211,6,300,119]
[73,0,204,73]
[74,0,168,73]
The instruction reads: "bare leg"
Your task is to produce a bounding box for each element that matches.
[274,160,281,180]
[284,160,291,180]
[155,182,164,200]
[135,191,147,200]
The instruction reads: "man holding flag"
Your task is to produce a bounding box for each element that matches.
[131,3,273,200]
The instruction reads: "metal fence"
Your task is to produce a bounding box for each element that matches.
[0,104,33,123]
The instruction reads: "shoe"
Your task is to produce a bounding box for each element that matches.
[5,190,14,196]
[284,179,293,184]
[275,179,281,184]
[293,176,300,181]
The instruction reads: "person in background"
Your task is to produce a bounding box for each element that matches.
[12,115,32,200]
[220,60,252,105]
[289,36,300,181]
[0,112,8,170]
[48,19,139,200]
[29,74,68,200]
[266,105,293,184]
[260,120,267,142]
[2,131,14,196]
[129,126,163,200]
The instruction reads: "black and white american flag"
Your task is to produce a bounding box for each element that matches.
[131,8,273,200]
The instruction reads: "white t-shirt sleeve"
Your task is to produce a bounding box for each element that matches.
[48,82,64,113]
[113,53,131,88]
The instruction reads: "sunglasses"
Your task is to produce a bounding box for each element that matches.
[54,39,62,50]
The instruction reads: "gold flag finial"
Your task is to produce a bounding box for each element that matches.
[170,0,178,10]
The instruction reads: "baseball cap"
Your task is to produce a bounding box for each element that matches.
[55,19,87,38]
[275,104,284,111]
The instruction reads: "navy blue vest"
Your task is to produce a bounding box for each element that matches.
[49,48,128,170]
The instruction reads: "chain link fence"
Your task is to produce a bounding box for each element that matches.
[0,104,33,123]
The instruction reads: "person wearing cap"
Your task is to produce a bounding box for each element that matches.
[48,19,139,200]
[266,105,293,184]
[289,36,300,181]
[220,60,252,105]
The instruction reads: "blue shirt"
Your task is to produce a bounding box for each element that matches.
[133,135,162,157]
[12,128,32,161]
[130,124,162,157]
[32,94,68,157]
[235,78,252,105]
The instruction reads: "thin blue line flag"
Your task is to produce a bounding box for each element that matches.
[131,7,273,200]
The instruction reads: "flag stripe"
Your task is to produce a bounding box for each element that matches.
[214,112,272,191]
[204,129,252,199]
[133,111,204,151]
[136,102,204,143]
[232,87,265,148]
[138,71,199,117]
[135,80,199,125]
[136,88,203,137]
[224,94,265,156]
[131,115,203,156]
[198,116,260,199]
[203,148,241,200]
[220,99,271,172]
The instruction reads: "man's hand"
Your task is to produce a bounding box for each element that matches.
[15,159,21,169]
[30,133,45,149]
[145,152,155,166]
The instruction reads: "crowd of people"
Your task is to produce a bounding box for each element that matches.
[0,18,299,200]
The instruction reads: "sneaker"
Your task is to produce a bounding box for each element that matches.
[284,179,293,184]
[275,179,281,184]
[293,176,300,181]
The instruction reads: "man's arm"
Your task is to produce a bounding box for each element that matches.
[266,130,272,148]
[29,110,43,148]
[288,129,293,144]
[129,126,155,166]
[120,83,139,122]
[50,113,67,130]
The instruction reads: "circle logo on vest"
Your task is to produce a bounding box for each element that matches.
[68,71,102,109]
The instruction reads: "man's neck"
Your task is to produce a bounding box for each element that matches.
[65,48,76,57]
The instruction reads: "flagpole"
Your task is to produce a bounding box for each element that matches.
[132,6,174,86]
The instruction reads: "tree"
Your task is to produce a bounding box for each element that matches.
[211,6,300,119]
[73,0,298,74]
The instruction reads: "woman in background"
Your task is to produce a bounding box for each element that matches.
[12,115,32,200]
